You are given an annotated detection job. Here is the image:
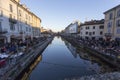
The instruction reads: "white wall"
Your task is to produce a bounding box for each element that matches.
[69,23,78,34]
[80,24,104,39]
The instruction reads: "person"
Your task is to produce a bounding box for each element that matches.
[1,46,6,53]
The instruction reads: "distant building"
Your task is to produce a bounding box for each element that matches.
[64,21,80,37]
[79,19,104,40]
[104,5,120,40]
[40,27,53,37]
[0,0,41,43]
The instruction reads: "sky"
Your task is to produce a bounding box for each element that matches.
[20,0,120,32]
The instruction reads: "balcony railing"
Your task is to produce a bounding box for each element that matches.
[19,31,23,34]
[9,18,17,24]
[0,29,8,34]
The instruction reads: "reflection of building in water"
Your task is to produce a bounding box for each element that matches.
[20,55,42,80]
[77,47,116,74]
[63,39,118,74]
[65,42,77,58]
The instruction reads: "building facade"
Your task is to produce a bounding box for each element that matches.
[0,0,41,43]
[104,5,120,40]
[64,21,80,37]
[79,19,104,40]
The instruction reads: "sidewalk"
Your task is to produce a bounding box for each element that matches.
[0,37,48,79]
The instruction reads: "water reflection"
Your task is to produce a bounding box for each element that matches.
[18,55,42,80]
[64,39,117,74]
[20,37,118,80]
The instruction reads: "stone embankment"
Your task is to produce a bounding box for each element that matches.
[64,72,120,80]
[0,37,53,80]
[61,36,120,80]
[62,36,120,68]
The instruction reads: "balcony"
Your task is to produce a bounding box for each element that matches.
[19,31,23,34]
[19,30,25,34]
[104,33,112,37]
[0,29,8,34]
[9,18,17,24]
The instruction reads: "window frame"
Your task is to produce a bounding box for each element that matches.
[117,9,120,17]
[9,4,13,12]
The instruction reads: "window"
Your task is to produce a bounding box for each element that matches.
[29,28,31,32]
[109,13,113,20]
[80,27,82,30]
[26,14,27,19]
[116,29,120,34]
[18,24,19,31]
[14,16,15,19]
[10,23,15,31]
[0,22,2,31]
[26,27,28,32]
[25,21,27,24]
[86,26,89,29]
[19,10,21,16]
[107,22,112,28]
[81,32,82,35]
[88,26,89,29]
[86,32,88,35]
[9,4,13,12]
[0,10,3,17]
[100,31,103,35]
[29,16,30,21]
[99,26,104,29]
[117,9,120,17]
[93,26,95,29]
[116,19,120,27]
[20,24,22,31]
[93,32,95,35]
[89,32,92,36]
[9,14,12,18]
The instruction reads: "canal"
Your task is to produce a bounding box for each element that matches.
[22,37,116,80]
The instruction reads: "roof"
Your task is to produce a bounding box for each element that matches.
[104,4,120,14]
[80,19,104,26]
[11,0,41,22]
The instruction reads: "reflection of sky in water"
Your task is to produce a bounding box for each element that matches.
[29,37,115,80]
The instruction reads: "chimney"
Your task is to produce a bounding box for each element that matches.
[15,0,20,3]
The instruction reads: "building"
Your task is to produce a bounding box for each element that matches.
[40,27,53,37]
[104,5,120,40]
[79,19,104,40]
[64,21,80,37]
[0,0,41,44]
[64,24,70,36]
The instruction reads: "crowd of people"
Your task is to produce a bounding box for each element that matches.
[0,37,47,58]
[61,35,120,58]
[76,37,120,57]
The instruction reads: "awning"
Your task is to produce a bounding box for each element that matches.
[115,38,120,41]
[11,35,22,39]
[0,36,6,39]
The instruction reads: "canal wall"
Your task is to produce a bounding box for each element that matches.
[64,72,120,80]
[62,36,120,68]
[62,36,120,80]
[1,37,53,80]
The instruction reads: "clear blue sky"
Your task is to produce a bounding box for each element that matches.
[20,0,120,32]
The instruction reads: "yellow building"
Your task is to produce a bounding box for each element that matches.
[104,5,120,40]
[0,0,41,43]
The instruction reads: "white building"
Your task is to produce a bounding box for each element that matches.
[80,19,104,40]
[0,0,41,44]
[64,21,80,37]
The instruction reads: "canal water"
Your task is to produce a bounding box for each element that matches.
[26,37,116,80]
